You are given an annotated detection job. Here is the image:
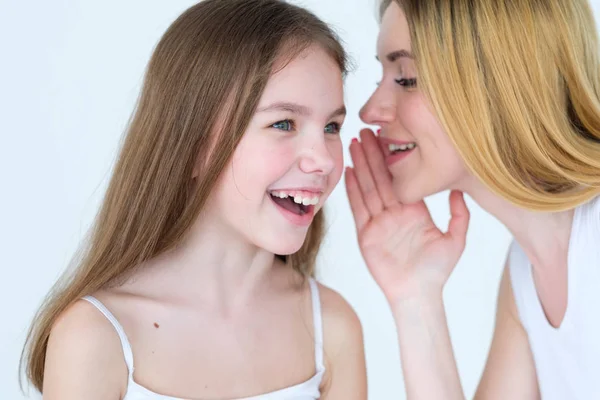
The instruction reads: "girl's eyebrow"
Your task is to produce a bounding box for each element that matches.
[257,102,346,119]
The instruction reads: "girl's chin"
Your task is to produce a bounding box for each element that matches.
[264,236,306,257]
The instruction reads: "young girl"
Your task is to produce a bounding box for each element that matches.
[21,1,366,398]
[347,0,600,398]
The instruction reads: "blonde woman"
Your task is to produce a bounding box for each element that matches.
[20,0,367,398]
[347,0,600,398]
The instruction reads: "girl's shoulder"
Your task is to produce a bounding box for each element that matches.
[317,282,362,333]
[316,282,363,362]
[44,298,127,397]
[315,281,366,395]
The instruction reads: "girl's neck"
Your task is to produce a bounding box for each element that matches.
[131,214,279,311]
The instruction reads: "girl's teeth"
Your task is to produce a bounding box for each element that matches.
[271,191,319,205]
[293,195,320,205]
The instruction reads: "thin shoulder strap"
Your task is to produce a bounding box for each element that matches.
[82,295,135,376]
[308,278,324,370]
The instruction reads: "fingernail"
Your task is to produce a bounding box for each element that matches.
[377,129,381,135]
[352,138,358,144]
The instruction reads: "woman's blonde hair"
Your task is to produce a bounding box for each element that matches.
[21,0,348,392]
[381,0,600,211]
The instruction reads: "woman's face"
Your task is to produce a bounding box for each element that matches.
[360,2,469,204]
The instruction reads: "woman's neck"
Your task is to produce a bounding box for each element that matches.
[465,180,574,270]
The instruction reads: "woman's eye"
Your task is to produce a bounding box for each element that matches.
[324,122,341,134]
[395,78,418,88]
[271,119,294,131]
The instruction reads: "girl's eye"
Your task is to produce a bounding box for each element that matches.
[395,78,418,88]
[325,122,341,134]
[271,120,295,131]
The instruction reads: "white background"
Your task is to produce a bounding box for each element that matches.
[2,0,599,399]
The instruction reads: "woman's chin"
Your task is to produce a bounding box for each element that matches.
[391,175,458,205]
[392,181,428,205]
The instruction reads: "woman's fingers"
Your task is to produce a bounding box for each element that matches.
[344,167,370,232]
[349,132,384,216]
[444,191,470,250]
[359,129,398,209]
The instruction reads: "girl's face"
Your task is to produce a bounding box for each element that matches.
[360,2,469,204]
[211,45,345,255]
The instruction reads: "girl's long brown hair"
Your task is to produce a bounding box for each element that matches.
[22,0,348,391]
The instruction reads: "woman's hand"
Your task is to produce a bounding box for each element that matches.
[345,129,470,305]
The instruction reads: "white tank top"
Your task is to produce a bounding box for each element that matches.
[509,196,600,400]
[82,278,325,400]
